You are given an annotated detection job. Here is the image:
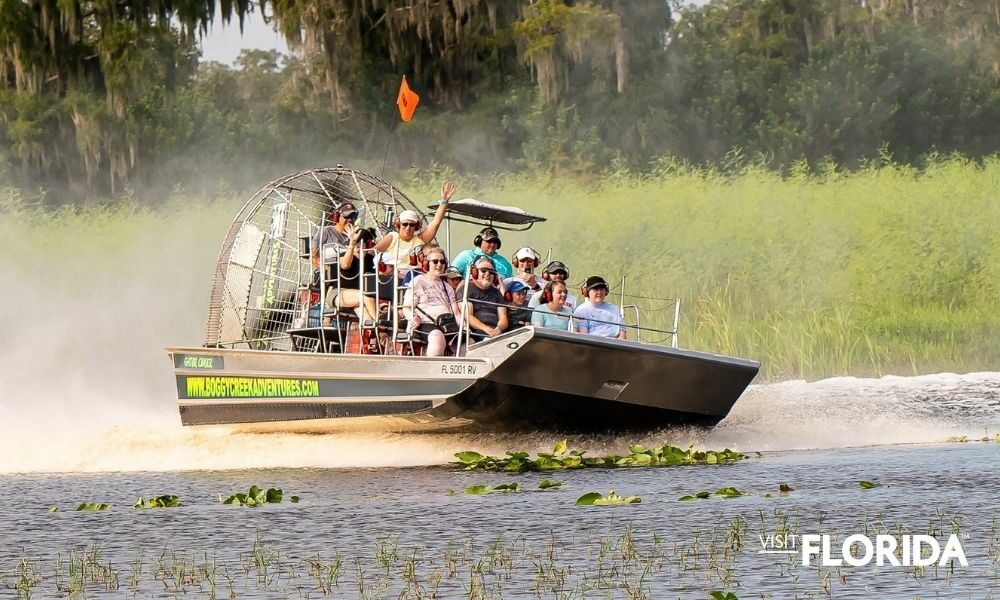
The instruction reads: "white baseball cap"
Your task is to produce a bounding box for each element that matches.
[514,246,540,262]
[398,210,422,224]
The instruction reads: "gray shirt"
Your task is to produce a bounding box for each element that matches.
[313,226,350,263]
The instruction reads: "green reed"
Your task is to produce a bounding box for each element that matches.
[1,513,984,599]
[6,155,997,379]
[410,155,1000,379]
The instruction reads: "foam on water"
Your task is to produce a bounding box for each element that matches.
[1,372,999,473]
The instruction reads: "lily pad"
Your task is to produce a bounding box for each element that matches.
[222,486,291,506]
[578,490,640,506]
[133,495,181,509]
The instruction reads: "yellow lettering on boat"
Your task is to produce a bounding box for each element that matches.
[185,377,321,399]
[182,356,218,369]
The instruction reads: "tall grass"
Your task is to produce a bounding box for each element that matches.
[410,155,1000,379]
[5,155,997,380]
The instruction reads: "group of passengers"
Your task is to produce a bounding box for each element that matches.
[311,181,626,356]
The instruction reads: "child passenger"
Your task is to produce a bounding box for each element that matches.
[573,276,626,339]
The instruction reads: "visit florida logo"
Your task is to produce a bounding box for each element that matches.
[759,533,969,567]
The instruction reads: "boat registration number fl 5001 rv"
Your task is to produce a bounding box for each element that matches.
[442,364,477,375]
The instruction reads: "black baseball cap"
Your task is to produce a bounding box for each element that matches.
[480,227,501,242]
[583,275,609,292]
[544,260,569,274]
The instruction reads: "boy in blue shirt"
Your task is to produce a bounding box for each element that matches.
[573,276,626,339]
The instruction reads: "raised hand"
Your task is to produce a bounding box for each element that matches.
[441,181,457,202]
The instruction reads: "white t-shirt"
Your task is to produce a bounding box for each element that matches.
[573,301,624,337]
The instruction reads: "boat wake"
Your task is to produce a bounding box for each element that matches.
[1,372,999,473]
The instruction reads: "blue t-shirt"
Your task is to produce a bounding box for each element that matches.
[452,248,514,280]
[573,302,624,337]
[531,304,574,331]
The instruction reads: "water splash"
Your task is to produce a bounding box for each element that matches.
[2,372,998,473]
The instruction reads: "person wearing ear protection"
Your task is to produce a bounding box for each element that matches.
[451,226,514,280]
[528,260,578,311]
[404,245,461,356]
[374,181,455,280]
[456,255,508,341]
[311,201,357,270]
[502,246,544,292]
[573,276,626,339]
[329,226,380,327]
[530,280,574,331]
[504,279,533,330]
[443,266,464,291]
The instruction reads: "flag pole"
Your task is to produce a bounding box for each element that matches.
[379,103,399,181]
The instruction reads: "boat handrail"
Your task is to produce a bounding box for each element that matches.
[453,296,680,347]
[294,212,681,355]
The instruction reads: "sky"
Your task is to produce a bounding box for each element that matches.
[199,9,288,65]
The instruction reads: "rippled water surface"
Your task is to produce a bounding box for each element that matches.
[3,373,1000,597]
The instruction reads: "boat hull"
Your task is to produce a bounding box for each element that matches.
[167,327,759,433]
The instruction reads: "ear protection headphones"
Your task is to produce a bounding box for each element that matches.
[504,286,529,303]
[469,256,496,281]
[541,267,569,282]
[331,204,358,223]
[357,227,376,250]
[541,281,564,304]
[392,217,423,232]
[473,228,502,250]
[511,248,540,269]
[421,253,447,272]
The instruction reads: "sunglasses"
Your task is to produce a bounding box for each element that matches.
[478,268,496,276]
[549,270,568,277]
[341,211,359,221]
[400,221,419,229]
[427,258,447,265]
[483,238,500,245]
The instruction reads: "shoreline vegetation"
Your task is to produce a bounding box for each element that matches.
[3,156,997,380]
[1,0,998,199]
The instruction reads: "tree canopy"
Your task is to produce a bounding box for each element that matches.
[1,0,998,199]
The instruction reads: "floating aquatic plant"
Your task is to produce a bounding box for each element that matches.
[464,483,521,495]
[221,486,300,506]
[455,440,748,472]
[538,479,562,490]
[858,480,878,489]
[576,490,641,505]
[133,495,181,509]
[678,487,745,501]
[75,503,111,511]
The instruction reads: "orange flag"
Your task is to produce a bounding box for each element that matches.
[396,76,420,122]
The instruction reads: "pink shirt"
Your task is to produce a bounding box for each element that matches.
[410,275,457,320]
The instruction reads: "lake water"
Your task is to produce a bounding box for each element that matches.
[3,372,1000,598]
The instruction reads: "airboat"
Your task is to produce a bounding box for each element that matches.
[166,167,759,433]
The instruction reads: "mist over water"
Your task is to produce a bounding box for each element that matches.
[2,204,998,474]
